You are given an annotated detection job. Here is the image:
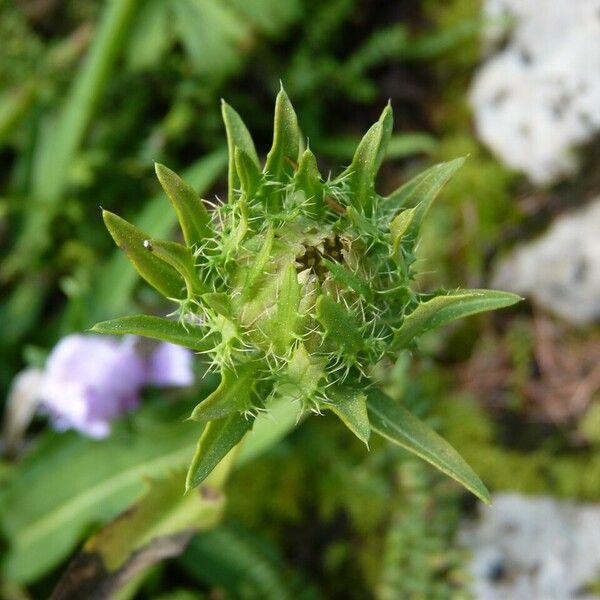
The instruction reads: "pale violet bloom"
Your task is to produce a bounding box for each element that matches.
[38,334,194,439]
[146,342,194,387]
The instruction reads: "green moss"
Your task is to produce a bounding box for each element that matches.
[438,397,600,501]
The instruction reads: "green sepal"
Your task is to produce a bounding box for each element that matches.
[102,210,184,299]
[273,344,325,405]
[389,207,416,264]
[91,315,211,351]
[242,227,274,300]
[144,239,205,297]
[393,289,522,349]
[346,206,382,241]
[367,388,491,504]
[294,148,323,218]
[321,258,373,302]
[221,100,259,203]
[263,86,299,195]
[339,103,393,215]
[186,413,253,491]
[154,163,212,248]
[201,292,231,317]
[234,147,262,200]
[325,385,370,446]
[316,295,363,356]
[269,263,301,356]
[383,158,465,233]
[190,363,258,423]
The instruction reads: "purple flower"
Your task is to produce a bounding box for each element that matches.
[146,343,194,387]
[38,334,194,439]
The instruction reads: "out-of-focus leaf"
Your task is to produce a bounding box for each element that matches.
[125,0,172,70]
[367,388,490,503]
[0,82,37,148]
[180,523,320,600]
[50,471,224,600]
[0,404,200,583]
[186,414,253,490]
[172,0,250,77]
[12,0,141,271]
[318,132,435,161]
[91,315,211,351]
[227,0,301,35]
[393,289,521,349]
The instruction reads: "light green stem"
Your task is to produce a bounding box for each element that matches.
[13,0,141,269]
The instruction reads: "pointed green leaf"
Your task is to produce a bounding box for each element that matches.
[294,148,323,218]
[340,104,393,215]
[321,258,373,302]
[389,207,416,261]
[272,344,325,406]
[264,86,299,183]
[91,315,211,351]
[102,210,183,299]
[154,163,212,248]
[237,395,303,465]
[394,289,521,349]
[373,102,394,173]
[221,100,259,202]
[383,158,465,229]
[242,228,274,300]
[234,147,262,200]
[93,148,226,321]
[316,295,363,356]
[270,263,301,355]
[326,385,370,446]
[346,206,382,241]
[367,388,490,503]
[190,363,258,423]
[201,292,231,317]
[144,239,205,296]
[186,413,253,490]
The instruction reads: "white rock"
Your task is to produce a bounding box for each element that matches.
[470,0,600,185]
[460,493,600,600]
[492,198,600,324]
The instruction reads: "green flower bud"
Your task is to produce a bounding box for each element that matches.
[94,88,521,502]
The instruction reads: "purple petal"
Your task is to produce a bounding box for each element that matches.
[39,334,145,438]
[146,343,194,387]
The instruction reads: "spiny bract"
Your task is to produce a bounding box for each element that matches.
[94,87,520,502]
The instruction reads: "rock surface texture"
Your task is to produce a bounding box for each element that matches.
[492,198,600,325]
[460,493,600,600]
[470,0,600,185]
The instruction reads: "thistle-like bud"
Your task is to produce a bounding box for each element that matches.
[94,88,520,502]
